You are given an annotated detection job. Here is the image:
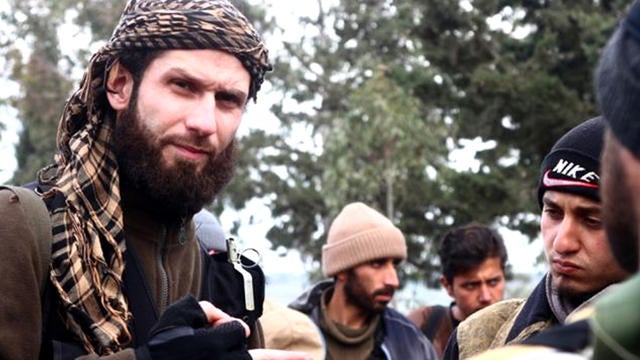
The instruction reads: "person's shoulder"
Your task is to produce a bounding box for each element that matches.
[454,299,528,358]
[467,319,592,360]
[289,280,333,314]
[0,185,46,239]
[457,298,526,338]
[384,307,428,335]
[406,304,448,327]
[590,275,640,359]
[407,304,446,316]
[261,300,325,360]
[593,274,640,312]
[385,306,412,321]
[463,298,526,327]
[384,307,438,357]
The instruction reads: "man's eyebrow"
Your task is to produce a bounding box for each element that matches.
[575,204,602,216]
[223,88,249,106]
[165,67,249,102]
[542,195,601,215]
[165,67,202,83]
[461,280,481,286]
[542,196,558,207]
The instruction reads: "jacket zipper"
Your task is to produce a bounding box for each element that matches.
[157,226,169,313]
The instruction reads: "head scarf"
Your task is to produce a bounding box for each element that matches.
[37,0,270,354]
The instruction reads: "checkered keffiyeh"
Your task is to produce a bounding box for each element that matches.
[37,0,271,354]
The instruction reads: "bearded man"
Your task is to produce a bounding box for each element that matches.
[0,1,310,359]
[289,202,437,360]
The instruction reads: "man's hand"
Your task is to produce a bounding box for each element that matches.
[200,302,313,360]
[199,300,250,337]
[136,295,251,360]
[249,349,313,360]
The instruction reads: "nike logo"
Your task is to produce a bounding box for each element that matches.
[542,170,598,188]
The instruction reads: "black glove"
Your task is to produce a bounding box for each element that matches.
[135,295,251,360]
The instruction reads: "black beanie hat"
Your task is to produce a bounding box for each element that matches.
[537,117,605,209]
[596,0,640,156]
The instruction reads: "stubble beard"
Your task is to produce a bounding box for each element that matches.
[113,95,237,220]
[343,270,394,314]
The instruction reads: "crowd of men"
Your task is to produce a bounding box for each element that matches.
[0,0,638,359]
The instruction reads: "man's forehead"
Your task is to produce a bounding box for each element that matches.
[144,49,250,91]
[454,258,505,282]
[354,257,401,268]
[542,190,601,209]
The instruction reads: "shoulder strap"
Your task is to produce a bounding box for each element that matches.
[421,305,447,340]
[0,185,51,294]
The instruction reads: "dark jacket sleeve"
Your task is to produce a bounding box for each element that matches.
[75,349,136,360]
[0,189,48,360]
[442,327,460,360]
[381,308,439,360]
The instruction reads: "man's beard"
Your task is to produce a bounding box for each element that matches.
[343,270,395,314]
[113,98,237,221]
[602,142,639,273]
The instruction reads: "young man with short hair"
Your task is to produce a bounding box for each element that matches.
[407,223,507,358]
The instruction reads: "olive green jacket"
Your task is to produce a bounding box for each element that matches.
[0,188,262,360]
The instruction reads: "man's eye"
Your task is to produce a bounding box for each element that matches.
[171,80,192,91]
[543,207,561,218]
[216,92,243,108]
[584,217,602,228]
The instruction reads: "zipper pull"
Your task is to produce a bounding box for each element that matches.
[226,237,255,311]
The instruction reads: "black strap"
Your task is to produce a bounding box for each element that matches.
[421,305,448,341]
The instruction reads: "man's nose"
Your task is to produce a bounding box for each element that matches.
[384,265,400,289]
[478,284,491,303]
[553,217,581,255]
[185,93,217,136]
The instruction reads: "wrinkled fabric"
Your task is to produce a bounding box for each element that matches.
[449,273,619,360]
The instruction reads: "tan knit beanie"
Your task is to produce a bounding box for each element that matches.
[322,202,407,277]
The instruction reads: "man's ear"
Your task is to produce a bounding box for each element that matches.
[440,275,455,298]
[335,271,347,285]
[105,61,134,111]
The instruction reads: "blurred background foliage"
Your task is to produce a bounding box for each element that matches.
[0,0,632,286]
